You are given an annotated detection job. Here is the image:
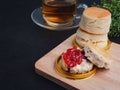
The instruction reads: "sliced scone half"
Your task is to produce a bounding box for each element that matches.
[83,43,112,69]
[76,28,108,49]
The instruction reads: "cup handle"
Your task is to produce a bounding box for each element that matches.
[76,4,88,19]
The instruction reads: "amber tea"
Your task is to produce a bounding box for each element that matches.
[42,1,76,27]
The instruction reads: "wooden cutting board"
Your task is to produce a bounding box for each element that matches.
[35,34,120,90]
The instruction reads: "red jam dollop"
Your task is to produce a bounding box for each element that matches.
[62,47,86,68]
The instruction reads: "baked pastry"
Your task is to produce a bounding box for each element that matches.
[61,47,93,74]
[76,29,108,48]
[79,7,111,34]
[83,43,112,69]
[75,7,112,49]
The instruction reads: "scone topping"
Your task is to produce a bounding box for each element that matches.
[62,47,86,68]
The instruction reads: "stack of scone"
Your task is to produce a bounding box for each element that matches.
[76,7,111,49]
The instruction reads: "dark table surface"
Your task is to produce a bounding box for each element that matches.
[1,0,120,90]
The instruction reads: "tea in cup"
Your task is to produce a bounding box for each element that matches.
[42,0,87,27]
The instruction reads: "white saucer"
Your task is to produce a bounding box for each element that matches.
[31,7,81,30]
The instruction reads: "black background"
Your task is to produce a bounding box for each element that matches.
[0,0,119,90]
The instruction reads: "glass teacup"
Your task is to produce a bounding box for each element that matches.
[42,0,87,27]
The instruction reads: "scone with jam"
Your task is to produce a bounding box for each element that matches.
[61,47,93,74]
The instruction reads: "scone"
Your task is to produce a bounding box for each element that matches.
[83,43,112,69]
[61,47,93,74]
[79,7,111,34]
[76,29,108,48]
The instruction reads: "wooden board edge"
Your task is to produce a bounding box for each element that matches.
[35,68,77,90]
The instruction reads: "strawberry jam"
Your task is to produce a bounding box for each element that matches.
[62,47,86,68]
